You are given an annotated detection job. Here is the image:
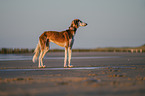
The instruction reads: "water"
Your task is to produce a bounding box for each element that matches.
[0,54,120,61]
[0,54,127,72]
[0,54,32,61]
[0,66,136,72]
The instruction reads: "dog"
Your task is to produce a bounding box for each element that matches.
[32,19,87,68]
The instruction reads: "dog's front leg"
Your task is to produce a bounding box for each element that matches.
[68,38,74,67]
[68,47,73,67]
[64,47,68,67]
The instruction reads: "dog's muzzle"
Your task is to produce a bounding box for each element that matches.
[80,22,88,26]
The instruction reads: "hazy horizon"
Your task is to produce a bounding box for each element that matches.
[0,0,145,49]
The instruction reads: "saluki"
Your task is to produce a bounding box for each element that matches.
[32,19,87,68]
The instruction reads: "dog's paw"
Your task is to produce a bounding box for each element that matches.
[38,65,46,68]
[64,66,67,68]
[68,65,73,68]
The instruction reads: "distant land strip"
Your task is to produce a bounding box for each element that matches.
[0,44,145,54]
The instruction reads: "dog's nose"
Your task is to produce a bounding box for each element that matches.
[86,23,88,26]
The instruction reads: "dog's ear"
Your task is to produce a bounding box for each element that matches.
[74,20,79,28]
[71,19,80,28]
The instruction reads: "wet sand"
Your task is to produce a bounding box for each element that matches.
[0,52,145,96]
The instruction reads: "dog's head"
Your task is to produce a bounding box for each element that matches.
[71,19,87,28]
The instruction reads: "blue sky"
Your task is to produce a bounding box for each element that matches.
[0,0,145,49]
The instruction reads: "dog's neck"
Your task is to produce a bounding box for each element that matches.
[65,27,77,39]
[67,26,77,34]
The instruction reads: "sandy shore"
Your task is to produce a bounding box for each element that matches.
[0,52,145,96]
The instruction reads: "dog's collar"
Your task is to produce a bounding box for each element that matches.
[69,27,77,31]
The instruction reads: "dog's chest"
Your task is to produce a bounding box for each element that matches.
[69,36,74,47]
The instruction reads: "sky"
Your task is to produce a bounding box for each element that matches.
[0,0,145,49]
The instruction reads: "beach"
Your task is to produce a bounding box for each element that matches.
[0,52,145,96]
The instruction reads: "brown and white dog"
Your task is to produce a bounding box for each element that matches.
[32,19,87,68]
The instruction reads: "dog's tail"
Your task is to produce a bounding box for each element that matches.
[32,40,40,63]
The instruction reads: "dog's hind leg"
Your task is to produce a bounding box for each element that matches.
[39,50,44,68]
[41,39,50,68]
[38,37,46,68]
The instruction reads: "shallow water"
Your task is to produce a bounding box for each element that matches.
[0,54,120,61]
[0,66,136,72]
[0,54,32,61]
